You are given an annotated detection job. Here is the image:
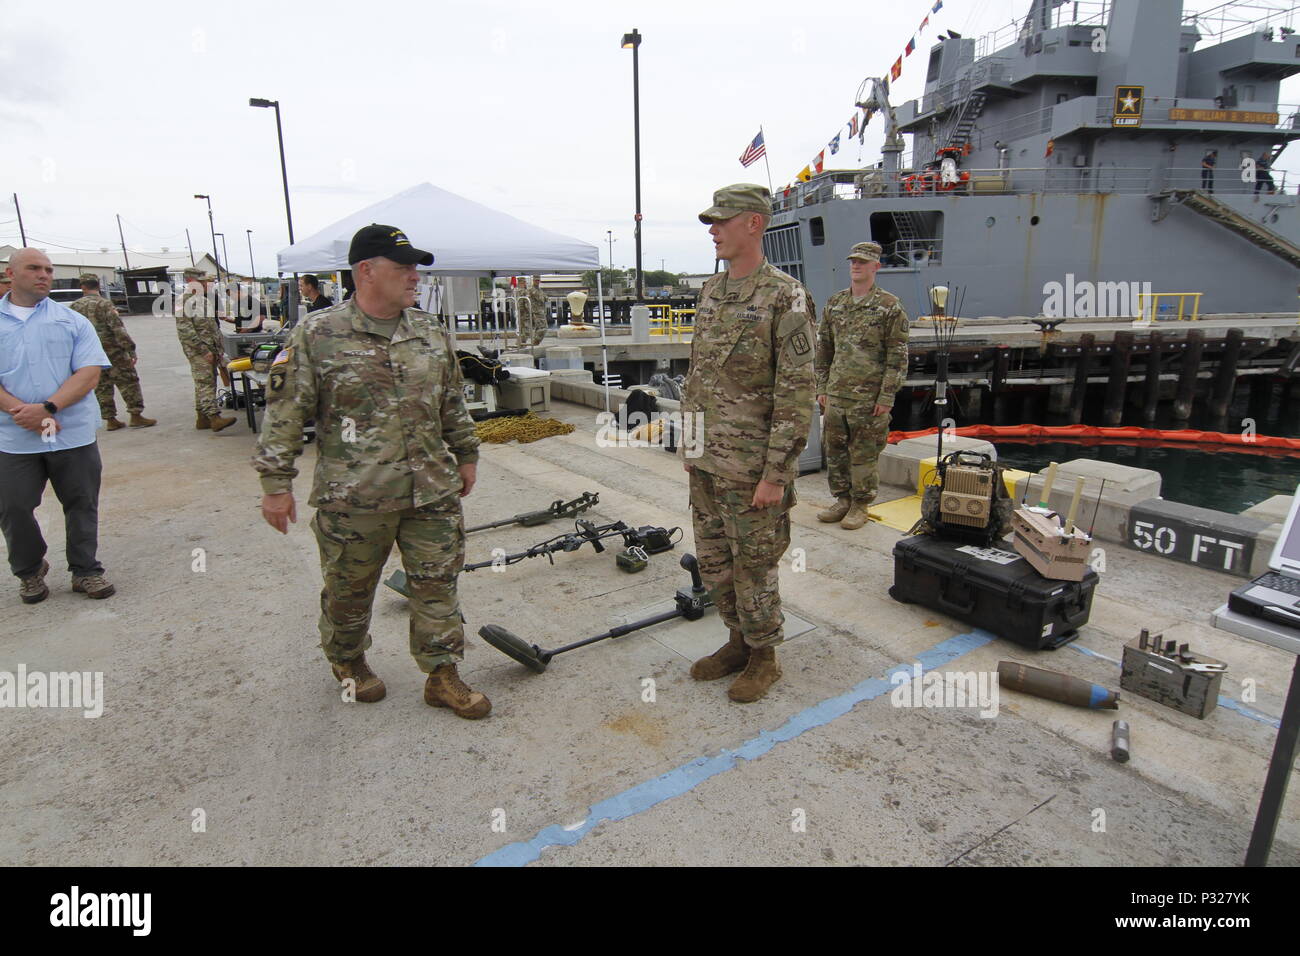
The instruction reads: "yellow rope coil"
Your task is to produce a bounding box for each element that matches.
[475,412,576,444]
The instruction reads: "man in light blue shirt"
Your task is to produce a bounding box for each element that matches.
[0,248,114,603]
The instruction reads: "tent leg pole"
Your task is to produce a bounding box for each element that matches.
[598,271,609,414]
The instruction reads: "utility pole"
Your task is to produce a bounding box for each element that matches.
[13,193,26,245]
[185,228,195,266]
[116,214,131,271]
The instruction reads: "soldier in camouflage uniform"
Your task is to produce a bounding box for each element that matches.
[252,224,490,719]
[517,275,548,348]
[70,275,156,431]
[815,241,909,530]
[176,268,235,433]
[682,184,816,703]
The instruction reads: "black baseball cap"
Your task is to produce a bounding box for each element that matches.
[347,223,434,266]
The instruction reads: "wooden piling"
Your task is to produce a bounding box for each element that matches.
[1104,331,1135,426]
[1173,329,1205,420]
[1209,328,1244,418]
[1142,330,1163,423]
[1070,333,1094,425]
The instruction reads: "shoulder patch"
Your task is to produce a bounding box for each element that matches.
[778,312,814,367]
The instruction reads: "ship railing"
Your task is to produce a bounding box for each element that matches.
[972,0,1111,59]
[885,239,943,268]
[773,164,1291,207]
[1181,2,1299,44]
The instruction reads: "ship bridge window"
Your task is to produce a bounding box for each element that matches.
[809,217,825,246]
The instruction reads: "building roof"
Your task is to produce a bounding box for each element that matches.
[0,244,219,273]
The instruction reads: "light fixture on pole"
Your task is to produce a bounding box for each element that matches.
[250,96,298,327]
[620,28,644,302]
[248,98,295,245]
[194,194,222,283]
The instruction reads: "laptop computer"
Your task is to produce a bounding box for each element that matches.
[1228,486,1300,629]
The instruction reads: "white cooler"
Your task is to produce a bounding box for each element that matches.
[497,366,552,413]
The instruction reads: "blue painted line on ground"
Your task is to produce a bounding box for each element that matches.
[474,628,998,867]
[1066,641,1279,727]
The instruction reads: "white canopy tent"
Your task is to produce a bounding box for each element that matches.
[275,182,611,407]
[275,182,599,275]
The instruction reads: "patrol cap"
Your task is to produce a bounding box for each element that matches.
[78,273,99,285]
[348,223,434,267]
[698,184,772,224]
[846,241,882,262]
[182,267,206,279]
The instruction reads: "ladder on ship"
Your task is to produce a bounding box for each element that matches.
[891,211,925,243]
[944,92,987,153]
[1169,189,1300,269]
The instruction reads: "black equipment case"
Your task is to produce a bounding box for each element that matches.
[889,535,1098,649]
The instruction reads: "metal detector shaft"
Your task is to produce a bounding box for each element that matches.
[546,608,686,657]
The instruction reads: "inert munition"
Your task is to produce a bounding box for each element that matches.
[1111,720,1131,763]
[997,660,1119,709]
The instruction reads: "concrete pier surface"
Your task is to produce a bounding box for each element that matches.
[1,313,1296,867]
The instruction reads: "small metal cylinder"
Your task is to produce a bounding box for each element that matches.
[1111,720,1131,763]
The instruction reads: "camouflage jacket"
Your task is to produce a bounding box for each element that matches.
[251,299,480,513]
[518,287,548,328]
[681,259,816,486]
[70,294,135,361]
[814,285,909,407]
[175,290,222,360]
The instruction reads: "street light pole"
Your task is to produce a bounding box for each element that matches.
[246,229,256,280]
[250,97,298,327]
[249,98,295,245]
[214,232,230,275]
[194,194,222,283]
[621,29,644,302]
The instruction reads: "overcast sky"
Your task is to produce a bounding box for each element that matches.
[2,0,1296,277]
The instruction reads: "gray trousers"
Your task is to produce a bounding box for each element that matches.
[0,443,104,578]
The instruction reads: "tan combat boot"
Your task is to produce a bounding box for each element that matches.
[208,412,236,433]
[817,497,851,522]
[104,417,125,431]
[728,646,782,703]
[840,501,872,530]
[331,654,387,703]
[128,412,157,428]
[71,573,116,599]
[195,413,210,430]
[424,663,491,719]
[690,628,750,681]
[19,560,50,605]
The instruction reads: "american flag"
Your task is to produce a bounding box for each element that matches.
[739,130,766,168]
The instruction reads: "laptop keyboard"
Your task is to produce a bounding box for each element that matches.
[1256,572,1300,595]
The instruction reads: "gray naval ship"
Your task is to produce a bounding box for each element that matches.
[767,0,1300,320]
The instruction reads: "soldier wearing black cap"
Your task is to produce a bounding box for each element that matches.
[251,224,491,719]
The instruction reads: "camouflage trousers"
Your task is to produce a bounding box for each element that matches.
[187,354,219,418]
[95,363,145,418]
[689,468,793,648]
[824,398,891,503]
[312,497,467,672]
[518,315,546,347]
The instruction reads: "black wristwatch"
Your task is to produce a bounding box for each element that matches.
[42,400,58,415]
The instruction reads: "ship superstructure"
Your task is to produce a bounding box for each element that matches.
[768,0,1300,320]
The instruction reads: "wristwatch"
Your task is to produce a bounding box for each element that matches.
[42,400,58,415]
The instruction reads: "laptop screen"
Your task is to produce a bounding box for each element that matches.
[1269,485,1300,575]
